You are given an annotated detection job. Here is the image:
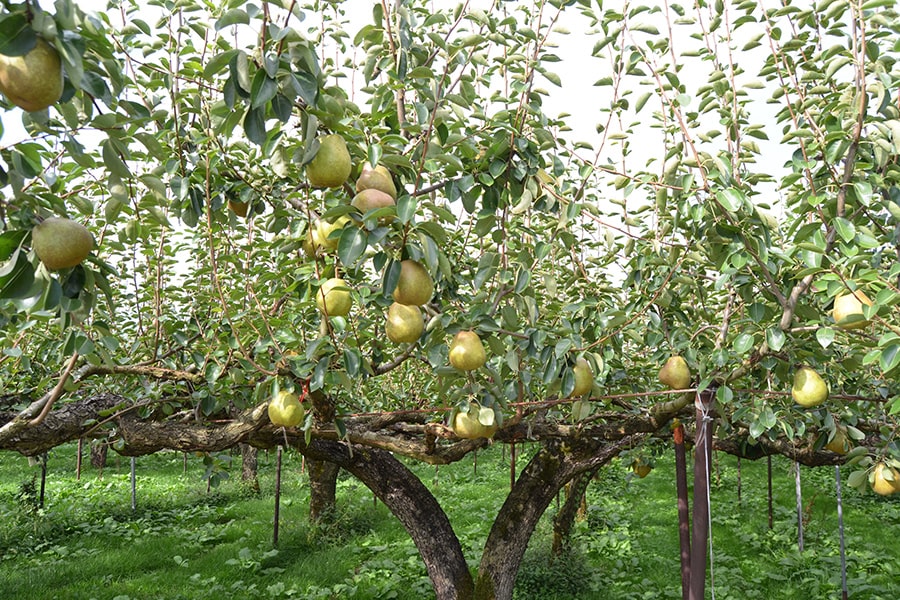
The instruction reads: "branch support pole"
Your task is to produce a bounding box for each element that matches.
[794,461,804,552]
[689,389,714,600]
[273,444,283,547]
[39,451,47,508]
[76,438,83,481]
[674,422,690,600]
[130,457,137,512]
[767,455,773,529]
[836,465,848,600]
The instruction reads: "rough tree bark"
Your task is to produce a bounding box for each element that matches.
[90,442,108,470]
[474,435,641,600]
[551,467,598,556]
[307,458,340,523]
[291,439,475,600]
[0,393,122,456]
[240,443,260,494]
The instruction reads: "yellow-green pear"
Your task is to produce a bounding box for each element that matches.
[0,38,63,112]
[317,216,349,251]
[227,199,249,218]
[871,462,900,496]
[632,458,653,478]
[449,330,486,371]
[824,427,850,455]
[268,390,304,427]
[791,366,828,408]
[356,164,397,199]
[393,259,434,306]
[452,404,498,439]
[833,289,873,330]
[316,277,352,317]
[306,135,351,188]
[351,188,396,214]
[385,302,424,343]
[570,358,593,397]
[305,216,350,255]
[658,356,691,390]
[32,217,94,270]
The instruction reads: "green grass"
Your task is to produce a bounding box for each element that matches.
[1,443,899,599]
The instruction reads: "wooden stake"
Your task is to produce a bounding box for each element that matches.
[510,442,517,492]
[673,422,690,600]
[273,445,283,547]
[767,455,773,530]
[835,466,848,600]
[76,439,83,481]
[736,457,742,505]
[794,462,804,552]
[130,457,137,512]
[39,452,47,508]
[689,389,714,600]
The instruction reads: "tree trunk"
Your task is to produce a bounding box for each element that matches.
[90,442,108,470]
[299,439,474,600]
[308,458,340,523]
[551,468,596,556]
[475,436,639,600]
[240,443,260,494]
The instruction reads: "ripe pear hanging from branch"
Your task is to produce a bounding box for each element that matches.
[658,356,691,390]
[791,366,828,408]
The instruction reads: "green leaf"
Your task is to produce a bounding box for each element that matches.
[243,106,266,145]
[766,327,786,352]
[0,252,34,299]
[397,195,417,224]
[816,327,835,348]
[205,362,223,384]
[880,344,900,374]
[294,70,318,106]
[102,140,131,179]
[215,9,249,30]
[310,356,328,392]
[406,66,434,79]
[382,259,401,297]
[0,230,27,261]
[250,69,277,109]
[0,13,35,56]
[847,469,868,489]
[715,188,745,212]
[61,265,86,299]
[343,348,361,377]
[716,385,733,404]
[338,227,367,267]
[204,49,238,79]
[833,217,855,243]
[732,333,754,354]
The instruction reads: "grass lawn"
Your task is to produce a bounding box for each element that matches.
[1,441,899,599]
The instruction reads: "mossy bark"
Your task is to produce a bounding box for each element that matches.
[474,437,638,600]
[300,439,474,600]
[307,458,340,523]
[551,468,597,556]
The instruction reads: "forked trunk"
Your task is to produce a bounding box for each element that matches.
[551,469,596,556]
[299,440,474,600]
[474,436,639,600]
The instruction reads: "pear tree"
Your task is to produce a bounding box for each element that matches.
[2,1,900,598]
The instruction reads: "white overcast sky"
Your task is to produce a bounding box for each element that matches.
[1,0,790,198]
